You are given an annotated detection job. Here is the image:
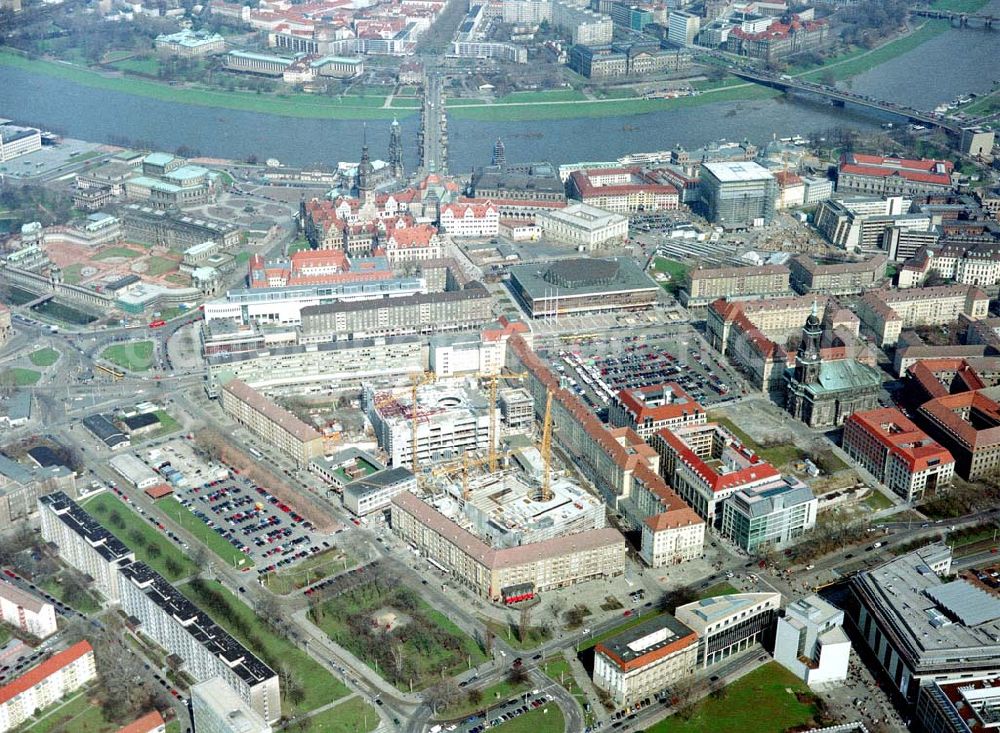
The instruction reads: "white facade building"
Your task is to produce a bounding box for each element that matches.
[668,11,700,45]
[109,453,160,490]
[675,592,782,668]
[0,124,42,163]
[342,467,416,516]
[536,202,628,248]
[191,676,273,733]
[38,492,136,602]
[774,595,851,686]
[0,583,58,639]
[0,642,96,732]
[439,202,500,238]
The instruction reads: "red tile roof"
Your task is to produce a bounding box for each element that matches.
[615,383,704,425]
[0,641,93,706]
[116,711,166,733]
[919,390,1000,450]
[655,426,781,494]
[839,153,953,186]
[845,408,954,473]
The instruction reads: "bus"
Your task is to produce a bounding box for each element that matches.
[149,319,167,329]
[248,447,264,460]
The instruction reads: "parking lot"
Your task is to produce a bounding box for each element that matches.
[169,468,324,577]
[446,690,557,733]
[543,332,745,414]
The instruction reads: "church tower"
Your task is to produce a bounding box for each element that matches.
[357,125,376,221]
[388,118,403,180]
[794,301,823,386]
[491,138,505,168]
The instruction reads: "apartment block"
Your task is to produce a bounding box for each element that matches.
[593,614,698,706]
[788,254,887,296]
[390,491,626,602]
[681,264,792,309]
[38,491,135,602]
[608,383,706,439]
[0,642,97,732]
[191,676,273,733]
[119,562,281,723]
[856,284,990,348]
[842,408,954,502]
[219,380,325,466]
[0,583,58,639]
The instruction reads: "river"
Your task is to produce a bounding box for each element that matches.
[0,13,996,169]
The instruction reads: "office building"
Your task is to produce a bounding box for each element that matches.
[567,43,692,79]
[535,203,629,248]
[608,383,706,440]
[720,481,817,553]
[552,0,613,44]
[390,491,626,602]
[788,255,887,296]
[0,123,42,163]
[916,676,1000,733]
[191,676,273,733]
[675,592,781,668]
[109,453,161,490]
[593,614,698,706]
[363,381,493,468]
[120,562,280,722]
[724,16,829,62]
[38,491,135,602]
[208,336,426,390]
[837,153,955,197]
[681,264,792,309]
[856,284,990,348]
[783,307,882,428]
[342,467,416,516]
[0,642,96,732]
[219,380,325,466]
[699,161,777,229]
[0,455,76,526]
[847,544,1000,703]
[0,583,58,639]
[567,168,680,214]
[668,10,700,45]
[842,408,954,502]
[509,258,659,318]
[774,595,851,687]
[917,389,1000,481]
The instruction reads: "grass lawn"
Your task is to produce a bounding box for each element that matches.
[61,263,86,285]
[697,582,738,600]
[310,582,488,690]
[645,663,817,733]
[500,89,587,103]
[442,678,532,718]
[84,493,197,581]
[482,618,552,650]
[931,0,991,11]
[157,498,253,569]
[38,575,101,614]
[28,347,59,367]
[651,257,689,295]
[541,657,590,716]
[180,579,349,714]
[0,49,414,121]
[0,626,9,646]
[111,57,161,75]
[17,688,118,733]
[235,251,251,265]
[145,255,179,277]
[287,238,312,254]
[1,368,41,386]
[594,88,639,99]
[707,413,804,468]
[864,491,894,511]
[101,341,154,371]
[491,703,564,732]
[300,697,379,732]
[93,246,142,260]
[264,547,353,595]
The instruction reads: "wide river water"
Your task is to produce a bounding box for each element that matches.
[0,4,997,169]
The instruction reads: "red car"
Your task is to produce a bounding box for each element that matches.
[148,319,166,328]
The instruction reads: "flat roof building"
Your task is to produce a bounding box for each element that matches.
[675,592,781,668]
[109,453,160,490]
[342,467,416,517]
[192,676,273,733]
[845,544,1000,704]
[720,480,817,553]
[509,257,659,318]
[120,562,281,722]
[535,202,629,248]
[699,160,777,230]
[593,614,698,706]
[774,595,851,687]
[681,264,792,309]
[38,491,135,602]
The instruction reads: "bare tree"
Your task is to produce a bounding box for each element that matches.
[423,679,461,715]
[518,604,532,644]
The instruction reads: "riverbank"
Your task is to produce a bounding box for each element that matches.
[0,49,413,120]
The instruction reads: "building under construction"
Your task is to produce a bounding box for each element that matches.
[427,472,606,548]
[362,380,494,468]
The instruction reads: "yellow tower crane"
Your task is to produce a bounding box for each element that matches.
[477,371,527,473]
[539,388,554,503]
